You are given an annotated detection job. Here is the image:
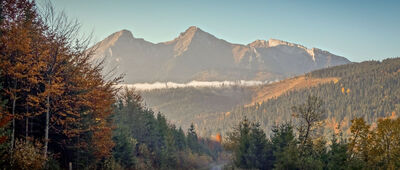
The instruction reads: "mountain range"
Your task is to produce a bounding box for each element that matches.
[92,26,350,83]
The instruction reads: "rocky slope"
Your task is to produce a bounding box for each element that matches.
[92,26,350,83]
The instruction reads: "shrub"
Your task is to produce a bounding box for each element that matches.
[12,139,46,170]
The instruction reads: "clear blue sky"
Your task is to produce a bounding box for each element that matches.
[42,0,400,62]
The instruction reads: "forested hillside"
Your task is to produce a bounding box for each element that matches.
[112,89,222,169]
[141,58,400,137]
[223,97,400,169]
[209,58,400,136]
[140,86,253,136]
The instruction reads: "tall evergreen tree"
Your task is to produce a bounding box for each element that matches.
[248,122,270,170]
[233,118,251,168]
[187,123,199,152]
[112,127,136,168]
[326,133,348,170]
[270,123,300,170]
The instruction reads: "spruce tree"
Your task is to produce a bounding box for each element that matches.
[248,122,269,169]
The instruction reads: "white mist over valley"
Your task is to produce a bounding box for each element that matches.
[117,80,278,90]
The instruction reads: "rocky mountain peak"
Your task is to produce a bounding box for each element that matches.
[248,40,268,48]
[92,27,350,83]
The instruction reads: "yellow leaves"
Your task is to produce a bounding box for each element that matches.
[341,87,350,94]
[349,117,400,166]
[326,117,340,134]
[12,139,46,170]
[369,118,400,165]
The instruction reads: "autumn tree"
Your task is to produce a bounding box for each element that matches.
[348,118,370,164]
[0,0,44,152]
[368,118,400,168]
[1,1,220,169]
[292,95,325,152]
[11,139,46,170]
[1,1,121,168]
[347,116,400,169]
[0,73,11,167]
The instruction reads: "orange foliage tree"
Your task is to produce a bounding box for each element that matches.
[1,0,121,168]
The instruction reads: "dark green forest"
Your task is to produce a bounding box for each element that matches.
[201,58,400,136]
[139,59,400,137]
[111,88,222,169]
[223,95,400,169]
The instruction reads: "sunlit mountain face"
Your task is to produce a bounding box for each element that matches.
[92,26,350,83]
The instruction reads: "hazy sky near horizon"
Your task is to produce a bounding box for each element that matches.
[43,0,399,62]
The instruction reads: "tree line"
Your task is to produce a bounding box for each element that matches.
[111,88,222,169]
[224,95,400,169]
[200,57,400,137]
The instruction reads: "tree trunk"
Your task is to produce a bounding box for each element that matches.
[25,104,29,139]
[304,123,311,145]
[25,117,29,139]
[44,80,50,159]
[11,82,17,151]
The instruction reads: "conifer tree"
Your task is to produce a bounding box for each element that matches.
[187,123,199,152]
[270,123,300,170]
[326,132,348,169]
[248,122,269,169]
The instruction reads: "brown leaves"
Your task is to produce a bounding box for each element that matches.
[1,0,122,164]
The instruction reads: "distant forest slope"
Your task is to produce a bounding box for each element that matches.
[140,76,339,135]
[140,77,335,137]
[207,58,400,136]
[249,76,339,106]
[141,58,400,137]
[140,86,253,135]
